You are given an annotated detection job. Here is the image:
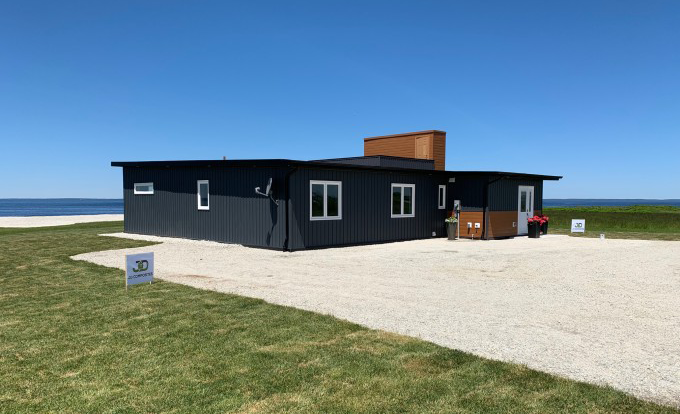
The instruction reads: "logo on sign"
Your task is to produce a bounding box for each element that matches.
[571,219,585,233]
[133,260,149,272]
[125,252,154,289]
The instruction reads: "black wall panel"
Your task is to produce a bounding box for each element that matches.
[315,156,435,170]
[489,179,543,212]
[449,178,486,211]
[123,167,289,248]
[121,165,546,250]
[288,168,452,249]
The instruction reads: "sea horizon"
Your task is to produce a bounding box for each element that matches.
[0,198,124,217]
[1,197,679,217]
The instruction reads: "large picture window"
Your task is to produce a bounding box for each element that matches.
[197,180,209,210]
[391,184,415,218]
[310,180,342,220]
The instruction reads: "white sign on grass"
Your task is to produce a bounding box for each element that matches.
[125,252,154,288]
[571,219,585,233]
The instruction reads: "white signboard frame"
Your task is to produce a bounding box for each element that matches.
[125,252,154,289]
[571,219,586,233]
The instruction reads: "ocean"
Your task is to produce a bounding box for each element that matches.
[0,198,678,217]
[0,199,123,216]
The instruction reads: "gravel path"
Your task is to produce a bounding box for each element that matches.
[73,234,680,407]
[0,214,123,228]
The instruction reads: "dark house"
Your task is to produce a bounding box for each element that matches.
[112,131,561,251]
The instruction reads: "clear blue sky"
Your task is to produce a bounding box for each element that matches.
[1,0,678,199]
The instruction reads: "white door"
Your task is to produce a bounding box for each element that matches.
[517,185,535,235]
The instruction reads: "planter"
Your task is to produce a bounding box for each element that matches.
[528,221,541,238]
[446,222,457,240]
[540,221,548,235]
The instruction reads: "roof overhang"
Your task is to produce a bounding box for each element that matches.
[111,159,561,180]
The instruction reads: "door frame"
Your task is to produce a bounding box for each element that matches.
[517,185,535,235]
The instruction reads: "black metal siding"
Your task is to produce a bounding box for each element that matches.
[447,177,544,213]
[123,166,289,248]
[449,178,486,211]
[314,156,435,170]
[120,165,548,249]
[377,157,434,170]
[287,168,451,250]
[489,179,544,212]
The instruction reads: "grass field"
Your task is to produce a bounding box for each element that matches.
[0,222,676,413]
[544,205,680,239]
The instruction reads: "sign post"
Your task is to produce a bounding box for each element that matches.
[125,252,154,290]
[571,219,585,233]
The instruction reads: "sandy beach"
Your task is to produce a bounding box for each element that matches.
[0,214,123,228]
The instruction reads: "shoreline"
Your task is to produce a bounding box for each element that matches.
[0,214,124,228]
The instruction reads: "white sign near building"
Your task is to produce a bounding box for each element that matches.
[571,219,586,233]
[125,252,154,288]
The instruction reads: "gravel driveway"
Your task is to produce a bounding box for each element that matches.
[73,234,680,407]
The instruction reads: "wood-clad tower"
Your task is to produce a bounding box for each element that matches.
[364,130,446,171]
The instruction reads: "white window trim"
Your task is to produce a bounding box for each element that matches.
[134,182,154,195]
[309,180,342,221]
[391,183,416,218]
[438,185,446,209]
[197,180,209,210]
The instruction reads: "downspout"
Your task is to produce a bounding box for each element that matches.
[282,166,298,252]
[483,175,507,240]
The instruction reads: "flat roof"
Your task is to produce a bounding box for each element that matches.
[313,155,434,163]
[363,130,445,141]
[111,159,562,180]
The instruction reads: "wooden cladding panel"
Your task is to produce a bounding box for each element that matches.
[432,131,446,171]
[458,211,484,238]
[487,211,518,238]
[415,136,430,159]
[364,135,420,158]
[364,131,446,171]
[486,209,543,239]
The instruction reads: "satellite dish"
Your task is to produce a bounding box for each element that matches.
[255,178,278,206]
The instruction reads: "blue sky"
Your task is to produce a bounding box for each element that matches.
[1,0,678,198]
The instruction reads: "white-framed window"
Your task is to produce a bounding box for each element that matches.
[197,180,209,210]
[391,183,415,218]
[438,185,446,209]
[310,180,342,220]
[134,182,154,195]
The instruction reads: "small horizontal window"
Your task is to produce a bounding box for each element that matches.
[134,182,154,195]
[391,183,415,218]
[310,180,342,220]
[197,180,209,210]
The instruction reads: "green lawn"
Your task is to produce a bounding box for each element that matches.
[0,222,676,413]
[544,205,680,239]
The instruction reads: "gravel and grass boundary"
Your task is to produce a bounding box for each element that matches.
[74,231,680,408]
[4,222,675,412]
